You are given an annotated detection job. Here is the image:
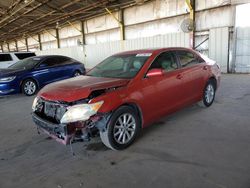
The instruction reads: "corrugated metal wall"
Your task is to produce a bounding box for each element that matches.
[235,27,250,73]
[33,0,239,72]
[209,27,229,73]
[85,32,189,68]
[36,46,85,64]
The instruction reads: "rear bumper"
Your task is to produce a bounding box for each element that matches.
[32,113,72,145]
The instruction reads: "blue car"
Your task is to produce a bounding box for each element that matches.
[0,55,85,96]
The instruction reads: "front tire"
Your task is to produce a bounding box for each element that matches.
[100,106,140,150]
[199,80,216,107]
[22,79,38,96]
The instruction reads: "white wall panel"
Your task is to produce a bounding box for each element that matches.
[40,30,56,42]
[125,15,187,39]
[196,0,231,11]
[231,0,250,4]
[84,32,189,68]
[17,39,26,48]
[235,27,250,72]
[60,36,81,48]
[27,35,38,45]
[41,41,57,50]
[36,46,85,63]
[196,6,234,31]
[85,29,120,44]
[209,27,229,73]
[85,12,119,33]
[124,0,186,25]
[59,23,81,39]
[9,42,16,51]
[2,44,8,52]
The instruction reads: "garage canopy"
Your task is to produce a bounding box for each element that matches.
[0,0,138,43]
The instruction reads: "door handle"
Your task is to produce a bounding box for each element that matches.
[203,66,208,70]
[176,74,183,79]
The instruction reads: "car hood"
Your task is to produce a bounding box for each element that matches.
[0,68,25,77]
[39,76,130,103]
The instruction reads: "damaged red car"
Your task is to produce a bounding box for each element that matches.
[32,48,221,150]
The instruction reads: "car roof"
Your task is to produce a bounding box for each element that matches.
[114,47,194,56]
[0,52,35,54]
[31,55,70,59]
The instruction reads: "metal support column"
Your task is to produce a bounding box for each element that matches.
[7,43,10,52]
[105,8,125,40]
[185,0,195,49]
[15,40,18,51]
[56,28,60,48]
[38,34,42,51]
[25,38,29,51]
[81,21,86,45]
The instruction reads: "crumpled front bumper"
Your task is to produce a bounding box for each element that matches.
[32,113,72,145]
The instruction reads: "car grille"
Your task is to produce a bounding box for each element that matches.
[35,98,67,124]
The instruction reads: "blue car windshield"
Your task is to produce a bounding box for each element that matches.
[9,57,41,70]
[87,53,151,79]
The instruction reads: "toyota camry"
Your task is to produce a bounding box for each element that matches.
[32,48,221,150]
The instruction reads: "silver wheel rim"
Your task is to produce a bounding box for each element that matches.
[205,84,214,104]
[113,113,136,145]
[24,81,36,95]
[74,72,81,77]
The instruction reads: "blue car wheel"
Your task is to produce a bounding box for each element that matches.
[22,79,38,96]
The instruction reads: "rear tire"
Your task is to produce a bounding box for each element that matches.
[198,80,216,107]
[22,79,38,96]
[73,71,81,77]
[100,106,140,150]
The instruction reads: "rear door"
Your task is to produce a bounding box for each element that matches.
[176,50,209,104]
[140,51,183,123]
[54,56,75,79]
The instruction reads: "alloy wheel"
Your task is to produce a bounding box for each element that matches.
[113,113,136,144]
[24,81,36,95]
[205,84,215,104]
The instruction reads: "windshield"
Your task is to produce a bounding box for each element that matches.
[9,57,41,69]
[87,53,151,79]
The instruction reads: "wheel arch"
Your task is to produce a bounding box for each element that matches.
[20,77,39,92]
[118,102,144,129]
[208,76,217,90]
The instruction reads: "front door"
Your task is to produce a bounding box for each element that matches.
[140,51,183,125]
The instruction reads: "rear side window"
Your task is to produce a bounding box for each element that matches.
[41,57,58,67]
[177,51,200,68]
[56,56,72,65]
[0,54,12,61]
[14,53,36,60]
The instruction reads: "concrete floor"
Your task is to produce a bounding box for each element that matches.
[0,74,250,188]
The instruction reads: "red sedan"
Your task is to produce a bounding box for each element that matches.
[32,48,221,150]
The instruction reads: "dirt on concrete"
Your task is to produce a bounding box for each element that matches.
[0,74,250,188]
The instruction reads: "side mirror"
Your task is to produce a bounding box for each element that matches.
[146,68,164,78]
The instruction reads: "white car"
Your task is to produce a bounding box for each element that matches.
[0,52,36,69]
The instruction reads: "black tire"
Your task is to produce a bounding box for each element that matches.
[199,80,216,107]
[100,106,141,150]
[22,79,38,96]
[73,70,81,77]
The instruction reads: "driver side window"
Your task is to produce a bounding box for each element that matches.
[149,52,177,72]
